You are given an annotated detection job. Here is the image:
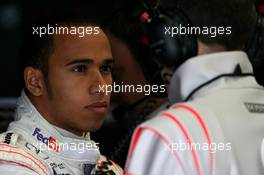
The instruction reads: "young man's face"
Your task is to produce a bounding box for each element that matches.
[40,27,113,135]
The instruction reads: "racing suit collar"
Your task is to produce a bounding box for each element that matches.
[168,51,254,103]
[8,90,100,163]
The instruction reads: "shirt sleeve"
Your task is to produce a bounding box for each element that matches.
[0,161,39,175]
[125,128,186,175]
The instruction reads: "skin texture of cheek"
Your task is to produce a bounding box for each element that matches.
[46,68,110,134]
[48,83,109,134]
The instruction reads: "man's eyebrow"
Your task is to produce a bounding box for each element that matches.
[102,58,114,65]
[64,58,94,66]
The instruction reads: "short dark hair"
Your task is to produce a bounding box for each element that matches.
[19,13,104,97]
[20,14,103,79]
[175,0,258,50]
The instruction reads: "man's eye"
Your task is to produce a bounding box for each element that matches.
[100,65,113,74]
[72,65,87,73]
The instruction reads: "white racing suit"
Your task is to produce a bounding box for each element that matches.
[0,91,123,175]
[125,51,264,175]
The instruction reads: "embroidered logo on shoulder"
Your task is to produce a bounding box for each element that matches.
[244,102,264,113]
[3,132,13,144]
[32,128,60,152]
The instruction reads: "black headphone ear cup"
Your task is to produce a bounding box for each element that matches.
[142,9,197,68]
[144,14,182,66]
[168,10,198,64]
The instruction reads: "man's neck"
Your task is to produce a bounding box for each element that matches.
[197,41,226,55]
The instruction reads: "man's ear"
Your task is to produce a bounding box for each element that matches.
[24,67,45,96]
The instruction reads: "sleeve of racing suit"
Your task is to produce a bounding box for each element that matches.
[124,129,186,175]
[0,162,39,175]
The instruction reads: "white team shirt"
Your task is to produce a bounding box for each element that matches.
[125,51,264,175]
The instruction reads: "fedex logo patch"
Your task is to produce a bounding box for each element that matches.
[32,128,60,152]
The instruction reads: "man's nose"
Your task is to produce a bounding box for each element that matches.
[89,70,107,95]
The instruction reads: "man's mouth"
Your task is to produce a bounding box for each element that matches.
[85,101,108,114]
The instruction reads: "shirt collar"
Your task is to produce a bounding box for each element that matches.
[8,90,100,163]
[168,51,254,103]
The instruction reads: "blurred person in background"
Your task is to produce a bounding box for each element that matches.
[93,4,169,167]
